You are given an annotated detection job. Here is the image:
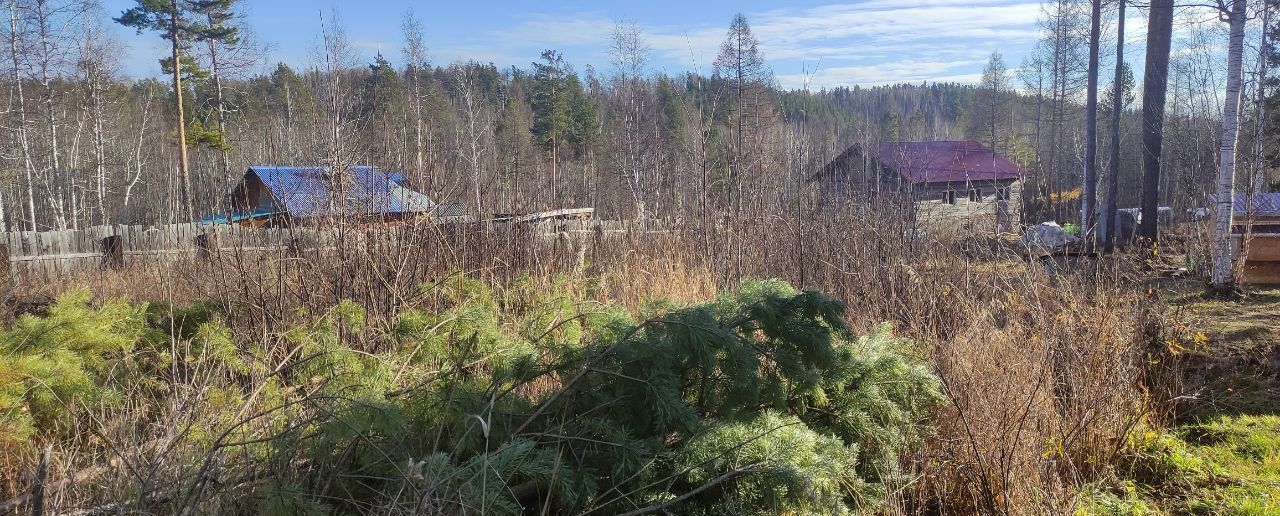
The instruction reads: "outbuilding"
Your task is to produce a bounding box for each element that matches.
[207,165,469,226]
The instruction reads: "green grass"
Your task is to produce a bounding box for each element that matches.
[1081,284,1280,515]
[1168,284,1280,418]
[1080,416,1280,515]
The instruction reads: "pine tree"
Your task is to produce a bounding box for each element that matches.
[116,0,230,220]
[531,50,571,205]
[713,14,769,220]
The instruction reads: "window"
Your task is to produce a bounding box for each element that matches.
[969,188,983,202]
[996,187,1010,201]
[941,190,957,205]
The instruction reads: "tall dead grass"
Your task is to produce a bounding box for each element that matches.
[3,208,1178,514]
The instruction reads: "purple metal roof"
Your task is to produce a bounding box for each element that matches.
[248,165,434,217]
[874,141,1024,184]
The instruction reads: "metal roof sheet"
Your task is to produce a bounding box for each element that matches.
[874,141,1024,184]
[247,165,442,218]
[1225,192,1280,215]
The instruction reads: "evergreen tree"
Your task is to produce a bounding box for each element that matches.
[190,0,241,185]
[116,0,233,220]
[880,110,902,141]
[908,107,928,140]
[363,52,403,165]
[530,50,593,204]
[497,80,534,211]
[713,13,770,220]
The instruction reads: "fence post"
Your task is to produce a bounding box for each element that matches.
[195,231,219,261]
[100,235,123,270]
[0,244,11,301]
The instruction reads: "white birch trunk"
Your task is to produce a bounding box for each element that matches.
[8,0,38,230]
[91,69,107,225]
[1210,0,1248,288]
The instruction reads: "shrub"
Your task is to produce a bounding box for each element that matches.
[242,280,941,514]
[0,289,146,445]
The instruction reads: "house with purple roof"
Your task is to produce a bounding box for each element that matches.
[811,140,1025,231]
[206,165,469,226]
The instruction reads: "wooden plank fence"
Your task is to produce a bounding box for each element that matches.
[1,219,659,287]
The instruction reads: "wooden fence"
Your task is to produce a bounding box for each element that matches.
[1,219,647,285]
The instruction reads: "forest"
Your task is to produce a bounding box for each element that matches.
[1,0,1278,514]
[0,0,1268,229]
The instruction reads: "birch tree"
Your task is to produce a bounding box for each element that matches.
[77,10,121,225]
[609,20,652,219]
[1210,0,1249,290]
[314,9,355,171]
[6,0,38,230]
[28,0,78,229]
[401,10,428,183]
[450,62,492,216]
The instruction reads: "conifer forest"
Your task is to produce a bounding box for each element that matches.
[1,0,1279,514]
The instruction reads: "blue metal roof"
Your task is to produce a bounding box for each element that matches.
[247,165,438,218]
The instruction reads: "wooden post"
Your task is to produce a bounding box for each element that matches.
[100,236,123,270]
[0,244,11,302]
[195,232,219,261]
[31,445,50,516]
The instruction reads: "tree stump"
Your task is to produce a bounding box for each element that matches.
[0,244,12,302]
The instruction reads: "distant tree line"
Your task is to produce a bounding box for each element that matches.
[0,0,1267,232]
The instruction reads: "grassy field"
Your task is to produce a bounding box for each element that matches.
[1083,285,1280,515]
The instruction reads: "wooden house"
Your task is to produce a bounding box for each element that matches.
[207,165,470,226]
[811,141,1024,232]
[1230,193,1280,284]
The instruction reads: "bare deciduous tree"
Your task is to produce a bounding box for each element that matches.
[1080,0,1101,236]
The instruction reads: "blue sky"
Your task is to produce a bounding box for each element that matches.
[102,0,1053,89]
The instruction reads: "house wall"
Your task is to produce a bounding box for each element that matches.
[817,176,1022,232]
[911,179,1022,233]
[1236,213,1280,285]
[228,175,278,213]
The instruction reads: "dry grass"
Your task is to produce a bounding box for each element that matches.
[2,211,1177,514]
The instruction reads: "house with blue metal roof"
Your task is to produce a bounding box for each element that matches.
[205,165,469,225]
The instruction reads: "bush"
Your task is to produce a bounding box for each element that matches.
[0,280,942,515]
[292,279,943,514]
[0,289,146,445]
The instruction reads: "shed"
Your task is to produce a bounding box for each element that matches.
[209,166,471,225]
[1227,192,1280,284]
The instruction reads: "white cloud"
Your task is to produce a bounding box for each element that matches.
[466,0,1046,87]
[779,58,987,89]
